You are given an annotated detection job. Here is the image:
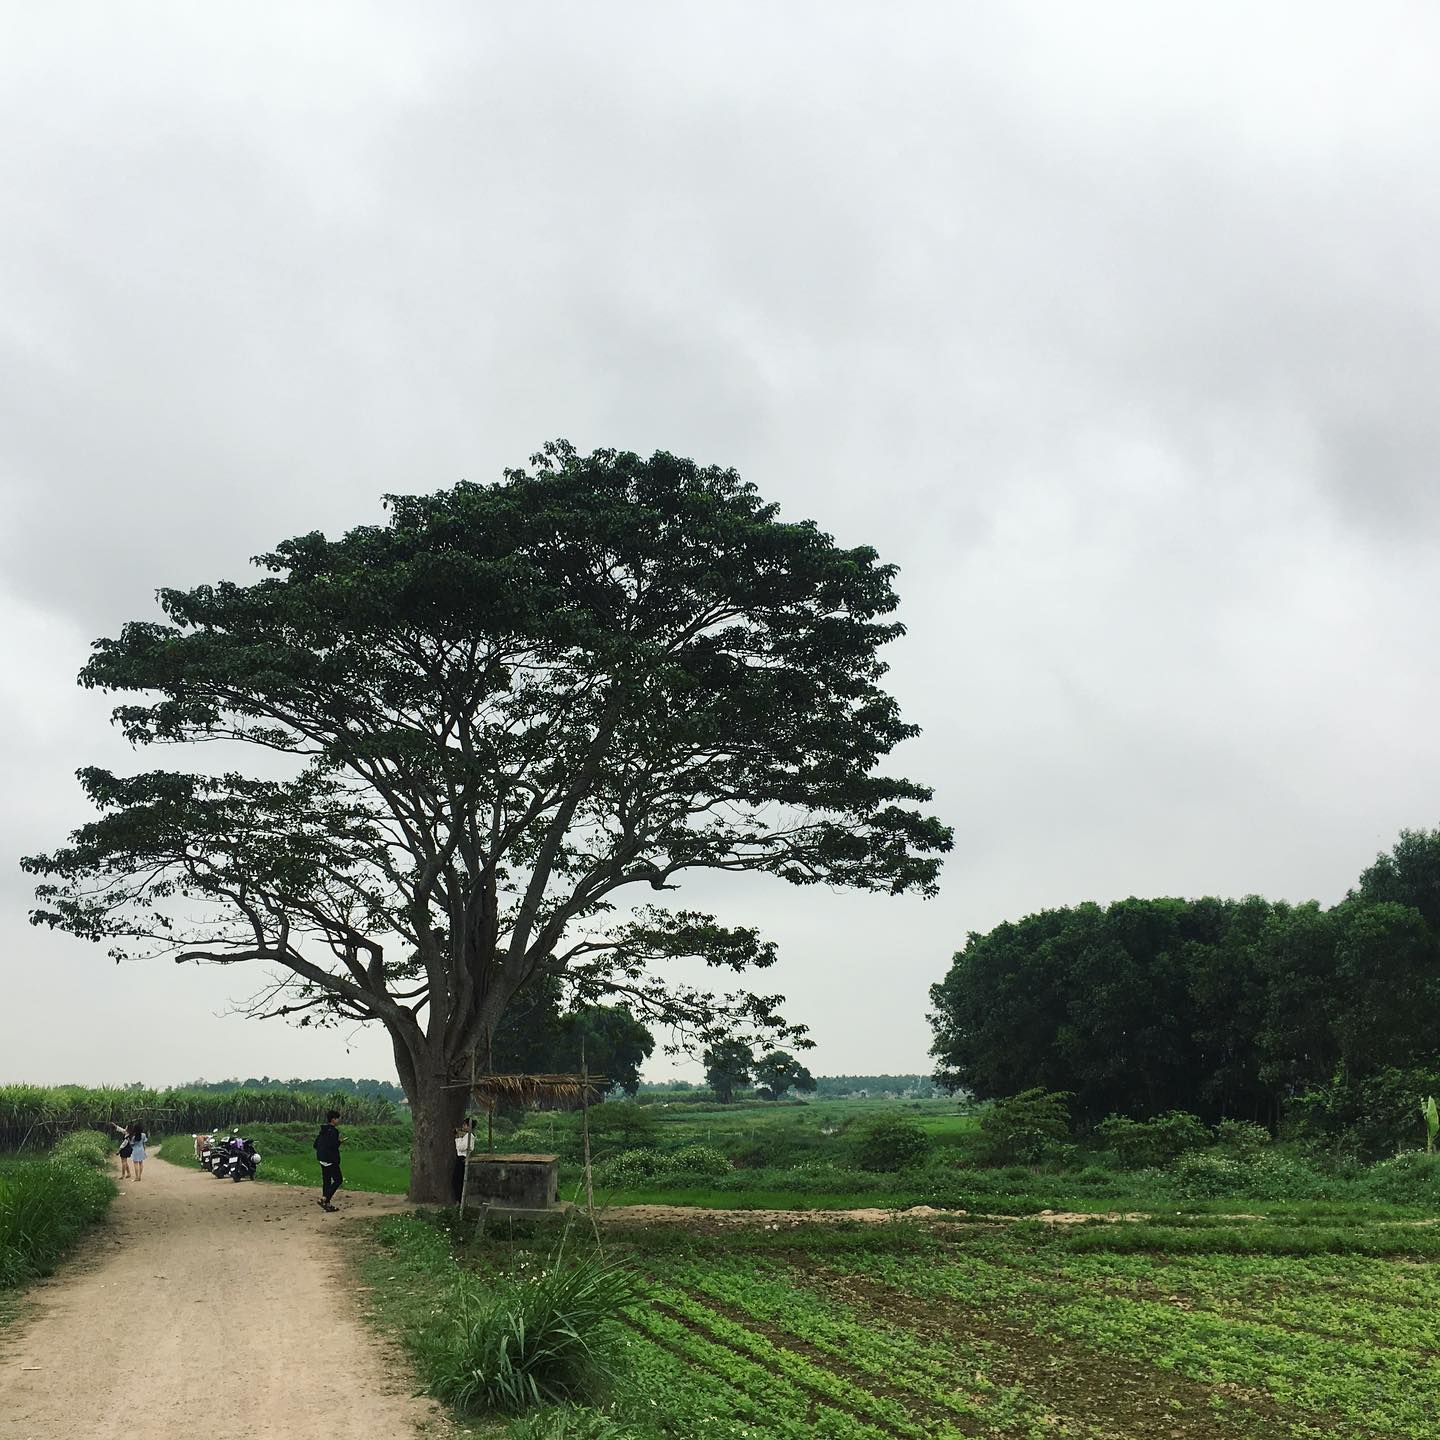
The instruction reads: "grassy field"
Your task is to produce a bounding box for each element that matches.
[306,1095,1440,1438]
[364,1209,1440,1440]
[154,1098,1440,1223]
[157,1122,414,1194]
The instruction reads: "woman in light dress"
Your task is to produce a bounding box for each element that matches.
[127,1122,149,1180]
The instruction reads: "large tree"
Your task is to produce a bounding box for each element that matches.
[25,442,950,1199]
[753,1048,816,1100]
[703,1038,754,1103]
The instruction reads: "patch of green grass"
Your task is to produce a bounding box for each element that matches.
[161,1123,414,1194]
[356,1213,650,1437]
[0,1133,116,1291]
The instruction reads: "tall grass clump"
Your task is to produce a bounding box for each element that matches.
[422,1252,645,1415]
[0,1153,115,1287]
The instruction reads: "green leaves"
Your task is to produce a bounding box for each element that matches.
[28,444,948,1188]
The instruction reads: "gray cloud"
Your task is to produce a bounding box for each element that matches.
[4,1,1439,1083]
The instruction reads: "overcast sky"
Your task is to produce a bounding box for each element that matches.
[3,2,1438,1088]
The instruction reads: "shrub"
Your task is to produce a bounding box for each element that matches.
[593,1148,667,1188]
[1095,1111,1210,1169]
[51,1129,114,1168]
[594,1143,732,1188]
[854,1116,931,1172]
[586,1106,658,1150]
[0,1158,115,1287]
[668,1144,731,1178]
[974,1089,1071,1165]
[1212,1119,1271,1160]
[1171,1150,1327,1202]
[1288,1067,1440,1159]
[1358,1151,1440,1205]
[422,1253,645,1414]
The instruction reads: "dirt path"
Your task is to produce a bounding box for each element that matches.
[599,1202,1149,1226]
[0,1151,441,1440]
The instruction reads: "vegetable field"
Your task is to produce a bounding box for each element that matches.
[615,1224,1440,1439]
[366,1206,1440,1440]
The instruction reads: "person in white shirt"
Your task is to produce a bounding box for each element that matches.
[452,1118,477,1203]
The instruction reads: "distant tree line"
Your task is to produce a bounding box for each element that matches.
[812,1074,938,1098]
[183,1076,407,1103]
[929,830,1440,1130]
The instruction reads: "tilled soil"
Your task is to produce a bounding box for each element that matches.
[0,1151,440,1440]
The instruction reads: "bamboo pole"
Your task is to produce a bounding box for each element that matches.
[581,1041,595,1221]
[484,1027,494,1153]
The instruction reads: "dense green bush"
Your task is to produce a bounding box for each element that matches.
[1095,1111,1210,1169]
[974,1089,1071,1164]
[420,1252,644,1414]
[0,1157,116,1287]
[1212,1118,1271,1160]
[854,1115,931,1172]
[668,1144,731,1178]
[594,1144,730,1188]
[585,1106,659,1150]
[1288,1067,1440,1160]
[1356,1151,1440,1204]
[1170,1150,1329,1202]
[50,1129,114,1168]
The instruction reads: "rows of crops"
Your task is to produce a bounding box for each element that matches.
[613,1226,1440,1439]
[0,1083,396,1149]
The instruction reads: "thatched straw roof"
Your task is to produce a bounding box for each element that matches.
[466,1073,609,1111]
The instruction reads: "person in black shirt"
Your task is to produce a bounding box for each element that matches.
[313,1109,343,1211]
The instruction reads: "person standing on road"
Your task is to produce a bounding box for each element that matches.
[128,1123,149,1181]
[314,1109,344,1211]
[452,1117,476,1202]
[112,1122,132,1180]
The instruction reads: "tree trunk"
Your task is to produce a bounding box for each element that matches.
[406,1062,468,1203]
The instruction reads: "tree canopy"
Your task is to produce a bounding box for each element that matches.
[25,441,949,1198]
[490,977,655,1096]
[704,1038,754,1103]
[929,830,1440,1128]
[753,1049,816,1100]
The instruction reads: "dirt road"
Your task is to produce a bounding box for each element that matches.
[0,1151,440,1440]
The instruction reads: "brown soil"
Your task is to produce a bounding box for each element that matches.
[0,1150,442,1440]
[599,1203,1186,1231]
[602,1202,963,1228]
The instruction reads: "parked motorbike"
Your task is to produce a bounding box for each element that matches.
[229,1139,261,1181]
[196,1130,260,1181]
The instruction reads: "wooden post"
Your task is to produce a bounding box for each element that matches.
[484,1028,495,1153]
[581,1042,595,1221]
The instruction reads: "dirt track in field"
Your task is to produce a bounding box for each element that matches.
[599,1203,1151,1227]
[0,1150,441,1440]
